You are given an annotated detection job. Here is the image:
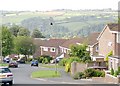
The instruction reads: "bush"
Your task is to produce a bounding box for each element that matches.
[118,66,120,74]
[114,70,119,77]
[36,55,52,64]
[27,58,33,62]
[84,68,95,78]
[110,68,114,75]
[42,58,49,64]
[94,70,105,77]
[58,58,68,66]
[73,72,85,79]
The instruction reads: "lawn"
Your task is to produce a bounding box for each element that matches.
[0,63,8,66]
[31,70,61,78]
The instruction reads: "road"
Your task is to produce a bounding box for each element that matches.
[10,64,106,84]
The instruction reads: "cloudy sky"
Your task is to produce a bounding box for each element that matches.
[0,0,119,11]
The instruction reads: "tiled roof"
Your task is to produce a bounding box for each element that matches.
[45,39,68,47]
[84,32,100,46]
[61,37,84,48]
[107,23,120,32]
[33,38,68,47]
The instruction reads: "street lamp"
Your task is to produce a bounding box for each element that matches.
[50,19,57,75]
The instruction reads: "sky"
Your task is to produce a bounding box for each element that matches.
[0,0,119,11]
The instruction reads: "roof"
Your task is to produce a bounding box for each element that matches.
[107,23,119,32]
[44,39,68,47]
[84,32,100,46]
[33,38,68,47]
[97,23,119,40]
[60,37,84,48]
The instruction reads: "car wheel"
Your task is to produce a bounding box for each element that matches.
[9,81,13,85]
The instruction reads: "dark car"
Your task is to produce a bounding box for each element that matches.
[3,58,10,63]
[17,58,25,64]
[31,60,38,67]
[8,61,18,68]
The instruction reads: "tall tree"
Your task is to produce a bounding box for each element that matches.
[9,25,21,37]
[18,28,30,36]
[70,44,91,62]
[2,26,14,56]
[14,36,35,60]
[32,28,45,38]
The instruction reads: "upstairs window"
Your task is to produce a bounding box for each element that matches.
[50,48,55,52]
[43,47,48,51]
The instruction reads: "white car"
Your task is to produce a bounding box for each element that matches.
[0,67,13,85]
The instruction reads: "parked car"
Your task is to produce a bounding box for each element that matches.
[31,60,38,67]
[0,67,13,85]
[17,58,25,64]
[51,58,63,64]
[8,61,18,68]
[3,57,10,63]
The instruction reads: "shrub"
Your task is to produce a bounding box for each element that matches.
[42,58,49,64]
[36,55,52,64]
[58,58,68,66]
[118,66,120,74]
[114,70,119,77]
[93,70,105,77]
[73,72,85,79]
[110,68,114,75]
[27,58,33,62]
[84,68,95,78]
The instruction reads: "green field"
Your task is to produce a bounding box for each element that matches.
[31,70,61,78]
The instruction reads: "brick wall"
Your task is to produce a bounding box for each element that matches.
[71,62,87,76]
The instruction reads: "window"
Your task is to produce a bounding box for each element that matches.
[50,48,55,52]
[117,33,120,43]
[96,46,99,52]
[108,42,112,46]
[43,47,48,51]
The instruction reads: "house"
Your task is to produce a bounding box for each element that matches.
[84,32,100,60]
[59,37,84,58]
[97,23,120,70]
[34,38,68,58]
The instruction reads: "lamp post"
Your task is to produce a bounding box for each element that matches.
[50,20,57,75]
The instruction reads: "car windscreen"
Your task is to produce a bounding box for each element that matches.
[0,68,11,73]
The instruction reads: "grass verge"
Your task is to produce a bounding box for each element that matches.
[31,70,61,78]
[0,63,8,66]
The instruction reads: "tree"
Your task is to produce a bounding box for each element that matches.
[14,36,35,60]
[70,44,91,62]
[32,28,45,38]
[18,28,30,36]
[9,25,21,37]
[2,26,14,56]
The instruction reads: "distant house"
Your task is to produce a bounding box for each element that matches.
[59,37,84,58]
[97,23,120,70]
[34,38,68,58]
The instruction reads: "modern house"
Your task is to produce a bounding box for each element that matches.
[33,38,68,58]
[59,37,84,58]
[97,23,120,70]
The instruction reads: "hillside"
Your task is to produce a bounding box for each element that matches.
[1,10,118,38]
